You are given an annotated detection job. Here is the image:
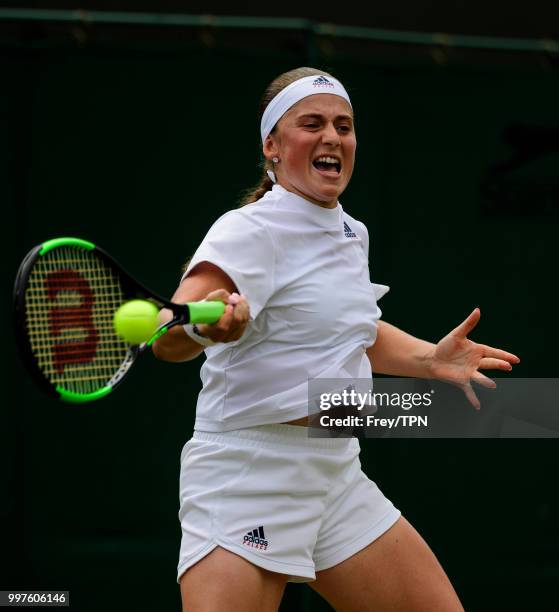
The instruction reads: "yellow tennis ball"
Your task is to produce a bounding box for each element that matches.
[113,300,159,344]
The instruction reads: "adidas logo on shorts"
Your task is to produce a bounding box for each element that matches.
[242,526,269,550]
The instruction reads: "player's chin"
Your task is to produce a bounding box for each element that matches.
[313,177,348,199]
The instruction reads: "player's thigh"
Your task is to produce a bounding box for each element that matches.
[309,516,464,612]
[179,546,288,612]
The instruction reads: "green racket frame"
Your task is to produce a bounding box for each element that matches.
[13,237,225,403]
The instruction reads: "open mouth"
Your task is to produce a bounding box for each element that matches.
[312,155,341,175]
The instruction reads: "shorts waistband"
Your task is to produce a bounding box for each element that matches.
[193,423,358,452]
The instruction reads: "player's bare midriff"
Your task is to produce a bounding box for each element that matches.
[283,416,310,427]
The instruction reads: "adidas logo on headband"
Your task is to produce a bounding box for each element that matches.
[313,76,335,88]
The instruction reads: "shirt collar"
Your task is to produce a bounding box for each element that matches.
[271,184,343,229]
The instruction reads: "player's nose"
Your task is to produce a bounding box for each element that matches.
[321,123,341,146]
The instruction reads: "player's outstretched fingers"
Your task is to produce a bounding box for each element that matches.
[471,372,497,389]
[451,308,481,338]
[478,357,512,371]
[462,383,481,410]
[481,345,520,365]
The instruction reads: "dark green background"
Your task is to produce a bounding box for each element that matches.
[2,38,558,611]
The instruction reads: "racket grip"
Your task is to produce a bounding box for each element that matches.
[187,301,226,324]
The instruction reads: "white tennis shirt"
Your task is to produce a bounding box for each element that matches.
[184,184,389,432]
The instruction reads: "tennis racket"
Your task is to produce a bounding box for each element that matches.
[13,237,225,403]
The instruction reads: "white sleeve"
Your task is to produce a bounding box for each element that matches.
[182,211,275,319]
[355,220,370,257]
[354,220,390,302]
[372,283,390,300]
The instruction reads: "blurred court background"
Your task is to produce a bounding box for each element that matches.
[2,1,558,610]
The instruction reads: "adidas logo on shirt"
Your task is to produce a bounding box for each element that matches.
[344,222,357,238]
[242,526,269,550]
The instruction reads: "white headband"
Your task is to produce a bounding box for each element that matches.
[260,75,352,144]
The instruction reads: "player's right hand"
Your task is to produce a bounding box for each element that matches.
[196,289,250,343]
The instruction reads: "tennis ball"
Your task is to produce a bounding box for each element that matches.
[113,300,159,345]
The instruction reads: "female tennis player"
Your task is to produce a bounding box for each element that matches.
[153,67,519,611]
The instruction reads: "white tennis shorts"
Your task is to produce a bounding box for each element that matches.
[177,424,401,583]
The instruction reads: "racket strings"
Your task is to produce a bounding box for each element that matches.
[25,246,130,394]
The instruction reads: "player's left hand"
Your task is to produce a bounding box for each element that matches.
[428,308,520,409]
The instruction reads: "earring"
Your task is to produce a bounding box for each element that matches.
[272,157,279,163]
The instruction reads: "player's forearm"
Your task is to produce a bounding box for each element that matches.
[151,310,205,362]
[366,321,436,378]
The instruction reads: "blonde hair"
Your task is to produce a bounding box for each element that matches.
[239,67,336,206]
